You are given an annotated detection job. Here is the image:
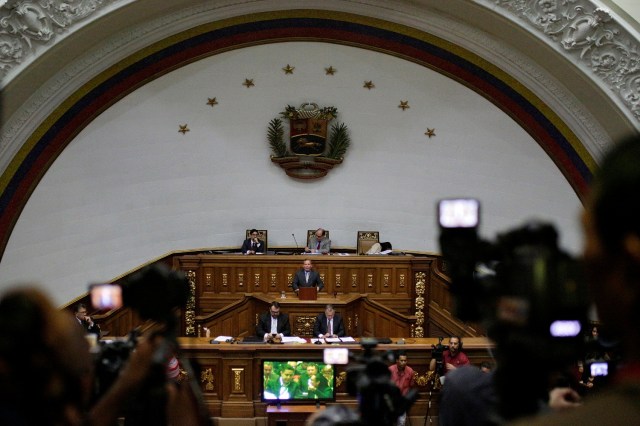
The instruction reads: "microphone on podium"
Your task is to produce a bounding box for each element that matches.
[292,233,300,254]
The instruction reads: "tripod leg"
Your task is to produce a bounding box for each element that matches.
[423,391,432,426]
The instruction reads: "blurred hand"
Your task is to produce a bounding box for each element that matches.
[548,387,581,411]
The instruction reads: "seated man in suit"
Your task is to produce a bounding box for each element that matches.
[256,301,291,341]
[305,228,331,254]
[313,304,345,338]
[74,302,101,336]
[292,259,324,295]
[241,229,265,254]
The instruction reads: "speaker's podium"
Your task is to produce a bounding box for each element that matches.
[298,287,317,300]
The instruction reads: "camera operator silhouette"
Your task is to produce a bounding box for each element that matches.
[509,135,640,424]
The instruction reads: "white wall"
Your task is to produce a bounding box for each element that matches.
[0,42,583,305]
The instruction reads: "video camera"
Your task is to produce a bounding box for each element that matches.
[89,264,190,404]
[437,198,593,419]
[325,338,418,426]
[437,198,588,350]
[430,337,449,376]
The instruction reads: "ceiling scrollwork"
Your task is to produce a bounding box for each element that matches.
[491,0,640,122]
[0,0,118,79]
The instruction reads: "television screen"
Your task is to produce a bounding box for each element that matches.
[261,359,336,403]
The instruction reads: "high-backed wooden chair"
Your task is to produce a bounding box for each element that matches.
[357,231,380,255]
[307,229,330,248]
[245,229,268,252]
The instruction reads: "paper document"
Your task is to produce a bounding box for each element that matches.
[324,337,341,343]
[281,336,307,343]
[340,336,356,342]
[213,336,233,342]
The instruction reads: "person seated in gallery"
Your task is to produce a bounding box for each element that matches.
[313,304,346,338]
[292,259,324,295]
[241,229,265,254]
[305,228,331,254]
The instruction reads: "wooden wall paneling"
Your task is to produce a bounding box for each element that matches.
[193,353,222,417]
[331,266,344,295]
[395,267,410,295]
[235,266,246,293]
[221,355,255,417]
[202,267,215,295]
[349,267,361,293]
[365,267,376,293]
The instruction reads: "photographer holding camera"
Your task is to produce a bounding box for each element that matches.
[89,263,211,426]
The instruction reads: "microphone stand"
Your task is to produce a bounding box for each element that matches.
[292,233,300,254]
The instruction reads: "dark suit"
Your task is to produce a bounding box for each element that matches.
[77,318,101,336]
[266,377,301,400]
[292,269,324,291]
[256,312,291,337]
[241,238,265,254]
[313,313,345,337]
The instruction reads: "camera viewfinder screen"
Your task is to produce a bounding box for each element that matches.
[90,283,123,310]
[438,199,480,228]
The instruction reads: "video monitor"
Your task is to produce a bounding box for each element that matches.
[260,359,336,403]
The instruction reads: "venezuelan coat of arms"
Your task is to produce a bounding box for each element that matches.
[268,102,350,179]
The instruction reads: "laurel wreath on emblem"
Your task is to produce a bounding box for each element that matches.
[267,103,351,160]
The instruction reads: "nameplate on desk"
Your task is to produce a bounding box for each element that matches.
[298,287,317,300]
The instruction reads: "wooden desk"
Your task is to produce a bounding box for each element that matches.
[171,253,437,338]
[266,405,324,426]
[177,337,494,418]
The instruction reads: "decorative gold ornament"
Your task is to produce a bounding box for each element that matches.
[398,100,410,111]
[282,64,295,74]
[201,368,214,391]
[363,80,375,90]
[325,66,337,75]
[206,97,218,107]
[425,128,436,138]
[243,78,255,88]
[178,124,189,135]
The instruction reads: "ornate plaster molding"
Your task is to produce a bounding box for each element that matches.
[487,0,640,126]
[0,0,120,80]
[0,0,619,170]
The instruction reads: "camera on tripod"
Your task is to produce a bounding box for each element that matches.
[430,337,449,376]
[325,338,418,425]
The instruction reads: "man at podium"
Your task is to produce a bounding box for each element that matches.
[292,259,324,296]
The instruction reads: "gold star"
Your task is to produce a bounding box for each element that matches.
[243,78,255,88]
[325,66,337,75]
[363,80,375,90]
[425,128,436,138]
[282,64,295,74]
[398,100,410,111]
[206,97,218,107]
[178,124,190,135]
